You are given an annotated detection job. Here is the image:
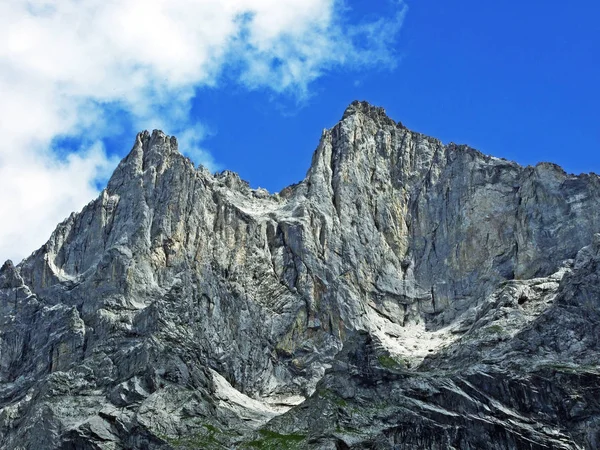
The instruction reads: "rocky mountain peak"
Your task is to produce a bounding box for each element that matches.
[128,129,181,170]
[139,129,179,153]
[0,259,22,289]
[341,99,404,128]
[0,259,14,273]
[106,128,191,194]
[2,104,600,449]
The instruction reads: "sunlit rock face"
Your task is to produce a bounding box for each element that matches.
[2,101,600,449]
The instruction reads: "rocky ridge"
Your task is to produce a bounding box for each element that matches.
[1,101,600,448]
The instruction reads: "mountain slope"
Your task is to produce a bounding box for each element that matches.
[1,101,600,449]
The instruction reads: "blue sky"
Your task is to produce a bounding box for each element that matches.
[102,0,600,192]
[1,0,598,261]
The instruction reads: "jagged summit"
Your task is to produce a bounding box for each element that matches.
[137,129,178,148]
[123,101,398,176]
[133,128,180,160]
[0,259,13,273]
[2,104,600,449]
[0,259,22,290]
[342,100,404,128]
[127,129,180,165]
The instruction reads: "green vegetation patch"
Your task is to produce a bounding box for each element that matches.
[377,354,403,369]
[243,429,306,449]
[484,325,503,334]
[162,434,224,449]
[159,423,236,449]
[317,388,348,406]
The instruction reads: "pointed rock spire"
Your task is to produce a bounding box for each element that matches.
[341,100,404,128]
[0,259,24,289]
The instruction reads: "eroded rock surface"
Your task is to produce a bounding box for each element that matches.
[2,101,600,449]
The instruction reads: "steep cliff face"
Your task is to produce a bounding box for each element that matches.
[1,101,600,449]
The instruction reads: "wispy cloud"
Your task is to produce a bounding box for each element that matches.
[0,0,406,263]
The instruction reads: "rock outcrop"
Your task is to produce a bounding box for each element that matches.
[1,101,600,449]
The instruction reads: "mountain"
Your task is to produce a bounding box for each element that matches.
[2,101,600,449]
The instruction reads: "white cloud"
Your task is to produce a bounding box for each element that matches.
[0,0,406,263]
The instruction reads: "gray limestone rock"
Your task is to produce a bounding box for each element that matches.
[2,101,600,448]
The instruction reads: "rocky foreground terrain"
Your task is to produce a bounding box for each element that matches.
[2,101,600,449]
